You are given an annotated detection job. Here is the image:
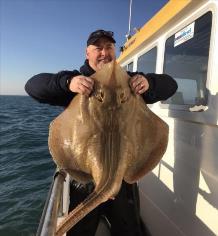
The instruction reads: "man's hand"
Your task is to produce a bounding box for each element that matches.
[129,74,149,95]
[69,75,94,96]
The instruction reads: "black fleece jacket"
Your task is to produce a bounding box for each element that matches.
[25,60,177,107]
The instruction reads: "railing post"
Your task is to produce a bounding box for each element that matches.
[36,170,66,236]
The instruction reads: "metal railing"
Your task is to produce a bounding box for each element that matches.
[36,170,67,236]
[35,170,112,236]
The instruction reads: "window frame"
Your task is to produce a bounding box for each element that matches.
[136,46,158,74]
[160,10,213,111]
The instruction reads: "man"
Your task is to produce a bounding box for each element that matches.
[25,29,177,236]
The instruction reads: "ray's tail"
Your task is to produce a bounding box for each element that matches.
[55,178,122,236]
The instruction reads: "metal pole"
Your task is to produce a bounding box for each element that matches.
[36,170,66,236]
[126,0,133,39]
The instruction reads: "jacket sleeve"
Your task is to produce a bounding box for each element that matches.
[128,71,178,104]
[25,70,81,106]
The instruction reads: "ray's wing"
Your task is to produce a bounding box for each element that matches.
[123,96,169,183]
[48,95,95,183]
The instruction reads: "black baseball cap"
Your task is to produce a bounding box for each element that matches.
[87,29,116,46]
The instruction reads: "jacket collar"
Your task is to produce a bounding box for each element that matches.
[79,60,96,76]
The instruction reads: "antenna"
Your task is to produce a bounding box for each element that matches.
[126,0,133,40]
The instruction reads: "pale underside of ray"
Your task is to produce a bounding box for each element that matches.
[48,61,169,236]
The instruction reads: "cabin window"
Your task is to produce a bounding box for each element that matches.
[163,11,212,106]
[127,62,133,72]
[122,65,128,71]
[137,47,157,73]
[122,62,134,72]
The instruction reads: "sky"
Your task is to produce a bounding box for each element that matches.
[0,0,168,95]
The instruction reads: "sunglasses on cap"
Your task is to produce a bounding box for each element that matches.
[92,30,114,37]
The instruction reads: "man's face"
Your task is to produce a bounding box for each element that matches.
[86,37,116,71]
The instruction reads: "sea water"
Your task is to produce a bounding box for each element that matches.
[0,95,63,236]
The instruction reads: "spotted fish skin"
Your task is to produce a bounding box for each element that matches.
[48,61,168,236]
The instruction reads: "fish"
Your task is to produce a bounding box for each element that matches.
[48,60,169,236]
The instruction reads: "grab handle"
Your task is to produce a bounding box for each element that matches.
[189,105,208,112]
